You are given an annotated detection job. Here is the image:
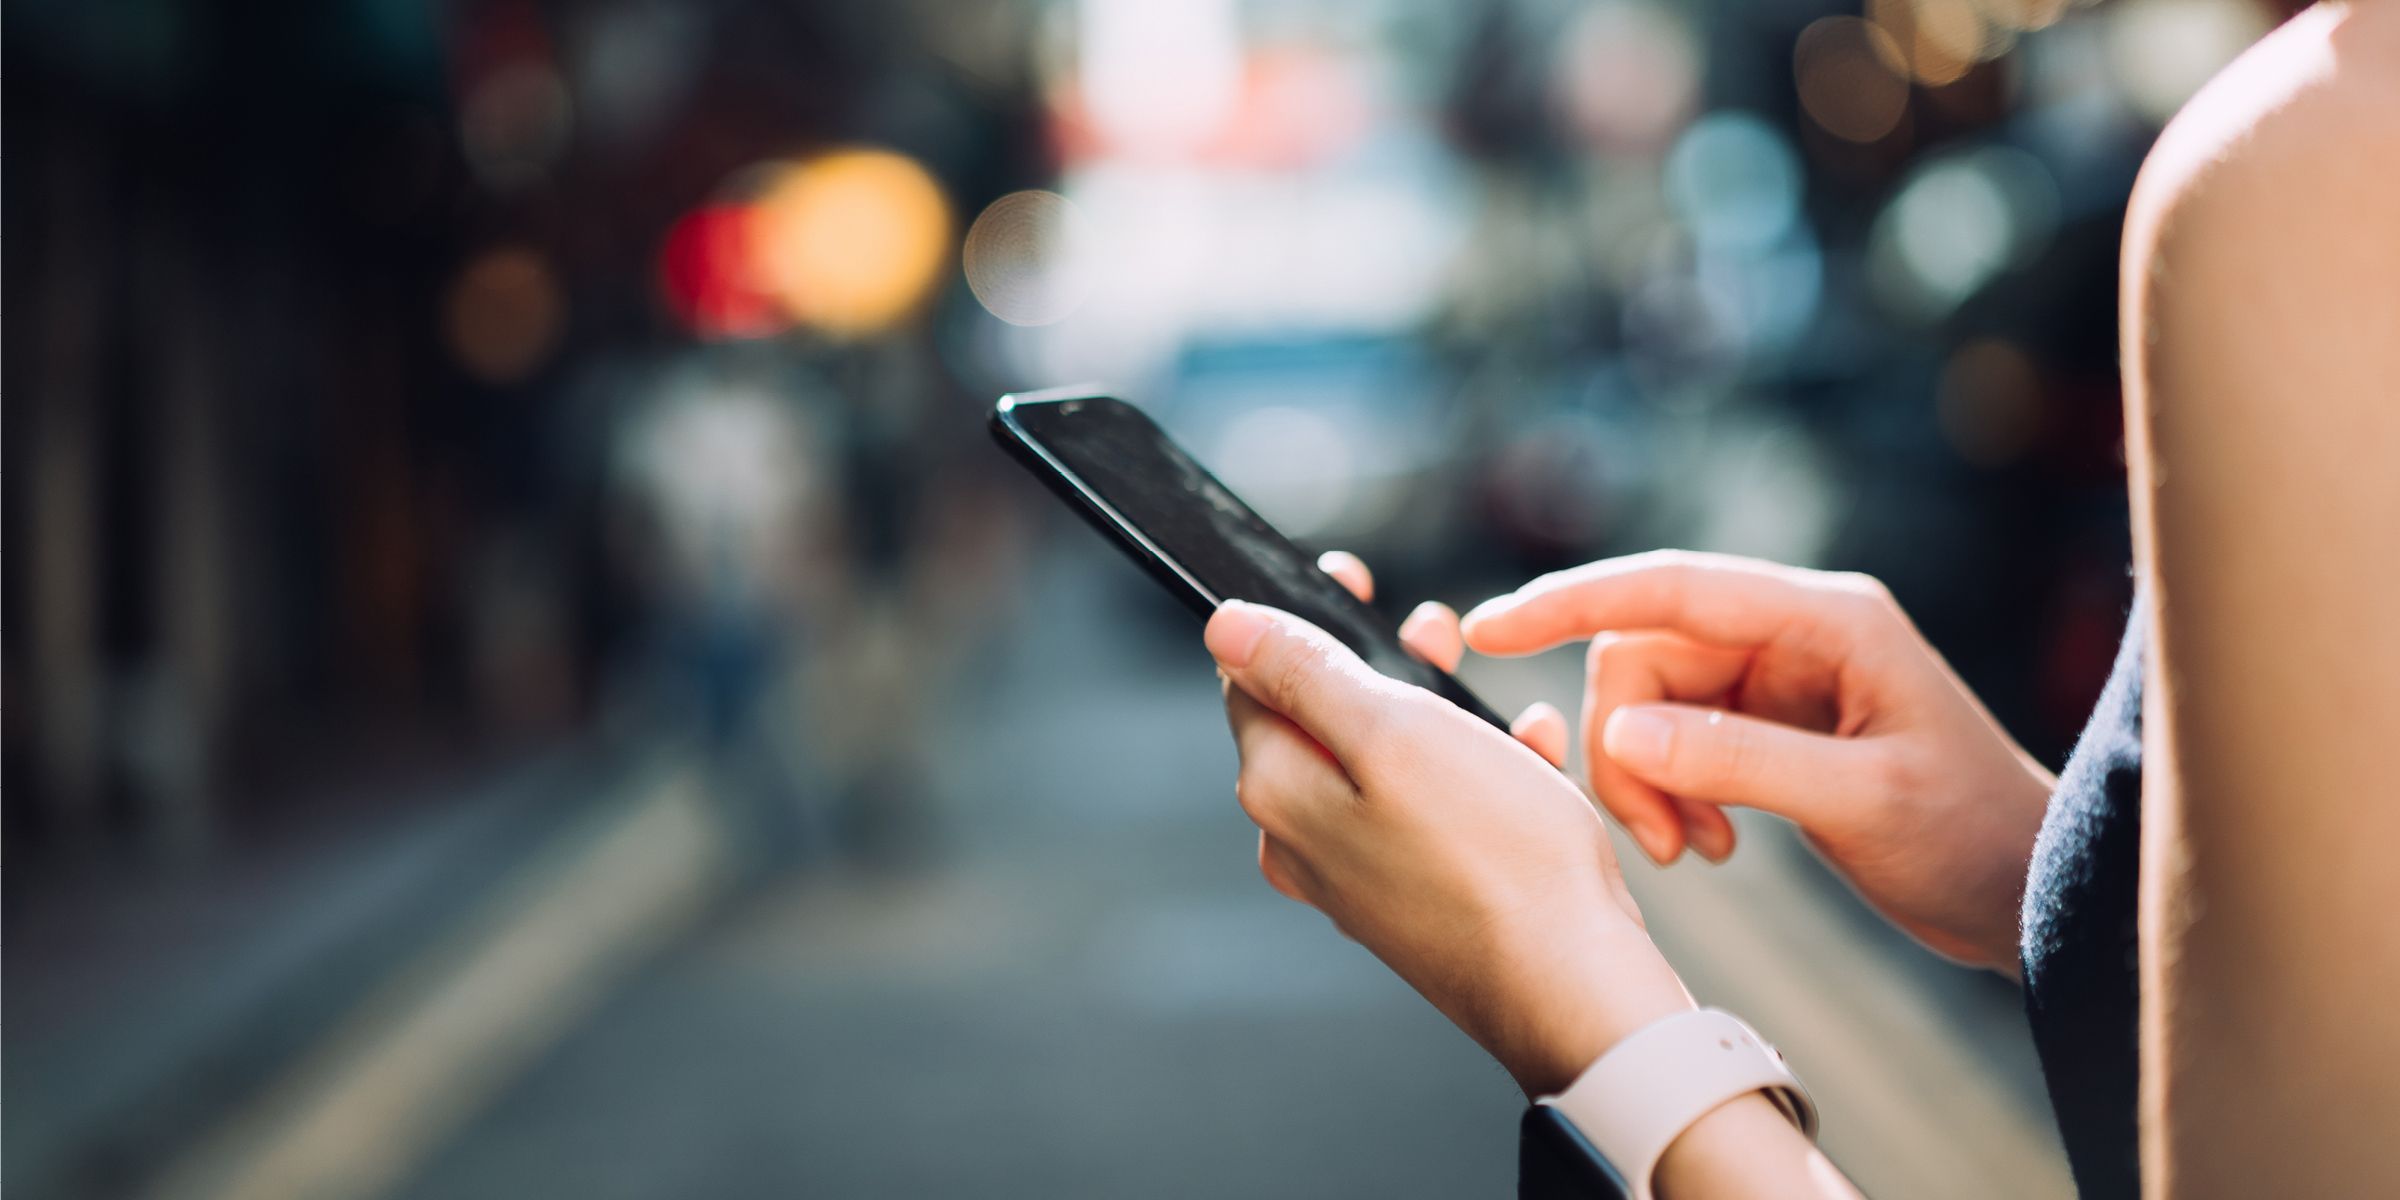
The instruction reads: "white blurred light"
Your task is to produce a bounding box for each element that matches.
[1079,0,1243,156]
[1665,112,1801,256]
[2106,0,2270,123]
[628,382,809,562]
[1017,157,1470,385]
[963,190,1093,326]
[1686,418,1837,566]
[1211,407,1355,540]
[1869,146,2059,318]
[1556,0,1703,155]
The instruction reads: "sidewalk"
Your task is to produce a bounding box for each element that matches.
[2,741,687,1200]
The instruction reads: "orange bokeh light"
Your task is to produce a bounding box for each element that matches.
[1794,17,1911,143]
[747,149,952,337]
[447,246,565,383]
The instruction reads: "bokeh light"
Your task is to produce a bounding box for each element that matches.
[1699,229,1826,359]
[1938,338,2045,465]
[444,246,565,383]
[460,61,573,192]
[963,191,1093,327]
[1794,17,1912,144]
[1868,0,2008,86]
[748,149,952,338]
[658,204,788,341]
[1555,0,1703,156]
[1977,0,2076,35]
[1869,146,2060,319]
[1665,112,1802,256]
[1077,0,1243,158]
[2106,0,2269,123]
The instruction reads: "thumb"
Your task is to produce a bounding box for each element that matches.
[1599,703,1873,825]
[1206,601,1417,762]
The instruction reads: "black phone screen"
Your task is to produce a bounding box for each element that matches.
[994,392,1506,730]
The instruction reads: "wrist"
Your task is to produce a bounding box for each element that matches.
[1484,912,1694,1097]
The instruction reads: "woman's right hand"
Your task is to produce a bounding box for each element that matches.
[1457,550,2054,972]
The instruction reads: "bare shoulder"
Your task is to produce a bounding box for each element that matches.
[2131,1,2400,255]
[2124,1,2400,466]
[2124,20,2400,1195]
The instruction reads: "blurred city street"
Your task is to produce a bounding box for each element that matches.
[11,534,2075,1199]
[415,542,2079,1200]
[6,0,2255,1192]
[400,539,1534,1199]
[25,534,2059,1200]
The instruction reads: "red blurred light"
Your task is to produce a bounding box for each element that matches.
[657,204,786,340]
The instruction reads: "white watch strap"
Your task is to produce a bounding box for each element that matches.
[1538,1008,1816,1200]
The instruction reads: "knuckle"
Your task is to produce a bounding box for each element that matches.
[1860,739,1920,809]
[1266,636,1335,717]
[1819,571,1899,633]
[1827,570,1894,609]
[1585,631,1623,674]
[1529,563,1585,592]
[1705,716,1753,789]
[1233,772,1280,828]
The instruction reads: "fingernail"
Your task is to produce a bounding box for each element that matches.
[1691,816,1735,864]
[1632,820,1678,865]
[1399,601,1442,640]
[1207,601,1275,668]
[1510,700,1559,736]
[1602,708,1675,772]
[1694,833,1730,865]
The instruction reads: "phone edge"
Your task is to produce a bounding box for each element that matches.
[988,392,1512,733]
[990,393,1222,622]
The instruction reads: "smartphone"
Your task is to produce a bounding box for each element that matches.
[990,387,1508,730]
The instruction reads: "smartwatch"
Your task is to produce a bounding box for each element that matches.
[1517,1008,1816,1200]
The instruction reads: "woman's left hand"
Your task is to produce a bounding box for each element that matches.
[1207,555,1693,1096]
